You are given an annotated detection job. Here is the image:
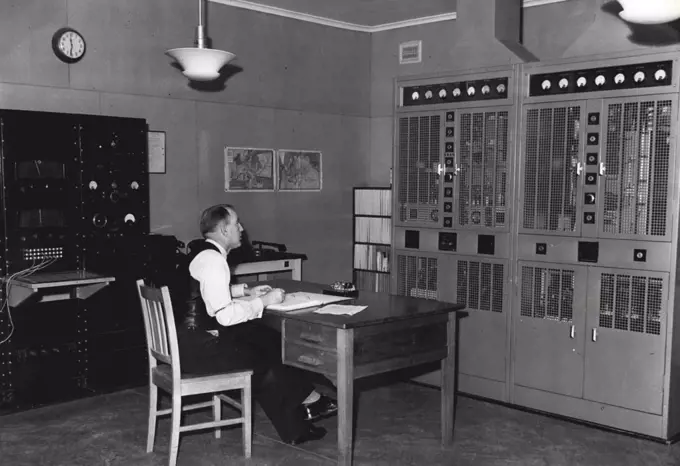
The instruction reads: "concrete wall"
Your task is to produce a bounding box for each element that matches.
[0,0,372,284]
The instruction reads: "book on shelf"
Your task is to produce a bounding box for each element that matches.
[354,216,391,244]
[353,244,390,272]
[354,270,391,293]
[354,188,392,216]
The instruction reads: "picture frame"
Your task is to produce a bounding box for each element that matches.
[277,150,322,191]
[148,131,166,174]
[224,147,276,192]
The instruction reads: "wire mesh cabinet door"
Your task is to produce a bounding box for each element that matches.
[519,102,586,236]
[455,107,512,232]
[513,261,588,398]
[454,256,509,384]
[393,251,454,301]
[598,96,677,241]
[395,112,443,228]
[583,268,668,415]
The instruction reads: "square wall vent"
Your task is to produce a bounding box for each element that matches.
[399,40,422,64]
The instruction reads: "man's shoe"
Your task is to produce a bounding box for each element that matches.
[303,395,338,422]
[289,424,328,445]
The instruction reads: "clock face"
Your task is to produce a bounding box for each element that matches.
[52,28,86,63]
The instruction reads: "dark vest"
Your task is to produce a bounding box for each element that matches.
[180,241,222,333]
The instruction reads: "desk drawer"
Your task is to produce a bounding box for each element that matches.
[284,320,337,349]
[283,342,337,376]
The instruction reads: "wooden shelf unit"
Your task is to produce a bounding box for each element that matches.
[353,187,392,293]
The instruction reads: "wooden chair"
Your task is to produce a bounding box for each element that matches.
[136,279,253,466]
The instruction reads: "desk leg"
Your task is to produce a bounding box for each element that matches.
[441,312,456,446]
[337,329,354,466]
[291,259,302,281]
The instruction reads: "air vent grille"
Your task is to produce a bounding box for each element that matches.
[399,41,422,65]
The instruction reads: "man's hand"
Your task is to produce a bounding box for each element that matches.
[249,285,273,297]
[260,288,286,307]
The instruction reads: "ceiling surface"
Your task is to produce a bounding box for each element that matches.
[222,0,458,27]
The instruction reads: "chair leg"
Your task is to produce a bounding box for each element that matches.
[169,394,182,466]
[213,394,222,439]
[147,384,158,453]
[243,382,252,459]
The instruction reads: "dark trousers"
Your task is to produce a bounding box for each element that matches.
[177,321,314,443]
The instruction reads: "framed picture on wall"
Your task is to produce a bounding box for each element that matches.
[224,147,276,192]
[148,131,166,174]
[277,150,322,191]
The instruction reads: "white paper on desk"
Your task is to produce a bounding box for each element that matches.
[314,304,367,316]
[266,292,348,312]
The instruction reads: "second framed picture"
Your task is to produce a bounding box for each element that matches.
[277,150,322,191]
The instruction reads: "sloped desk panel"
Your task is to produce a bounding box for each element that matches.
[6,271,115,307]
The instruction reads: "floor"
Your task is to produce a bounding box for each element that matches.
[1,381,679,466]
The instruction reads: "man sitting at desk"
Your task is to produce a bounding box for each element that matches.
[178,204,337,445]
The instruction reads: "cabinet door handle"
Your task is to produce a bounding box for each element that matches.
[299,332,323,344]
[576,162,584,176]
[570,325,575,339]
[297,354,322,366]
[592,328,598,342]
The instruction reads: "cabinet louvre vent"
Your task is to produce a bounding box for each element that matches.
[520,266,574,322]
[457,261,504,312]
[599,273,662,335]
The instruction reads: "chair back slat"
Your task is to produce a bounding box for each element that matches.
[136,279,182,378]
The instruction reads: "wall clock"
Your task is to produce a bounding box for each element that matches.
[52,28,86,63]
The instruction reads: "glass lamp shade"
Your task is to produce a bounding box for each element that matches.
[618,0,680,24]
[165,47,236,81]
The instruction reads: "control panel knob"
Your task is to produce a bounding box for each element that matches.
[124,213,136,225]
[92,214,108,228]
[89,181,98,190]
[110,191,120,203]
[130,181,139,190]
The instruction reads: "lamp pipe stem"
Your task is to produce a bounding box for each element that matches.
[196,0,207,48]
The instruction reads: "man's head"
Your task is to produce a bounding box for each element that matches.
[199,204,243,251]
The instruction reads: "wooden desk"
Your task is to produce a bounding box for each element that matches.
[231,252,306,281]
[261,279,463,466]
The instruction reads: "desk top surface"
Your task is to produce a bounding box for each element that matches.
[230,251,307,265]
[262,279,462,329]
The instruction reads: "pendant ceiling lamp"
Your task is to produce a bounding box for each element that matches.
[617,0,680,24]
[166,0,235,81]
